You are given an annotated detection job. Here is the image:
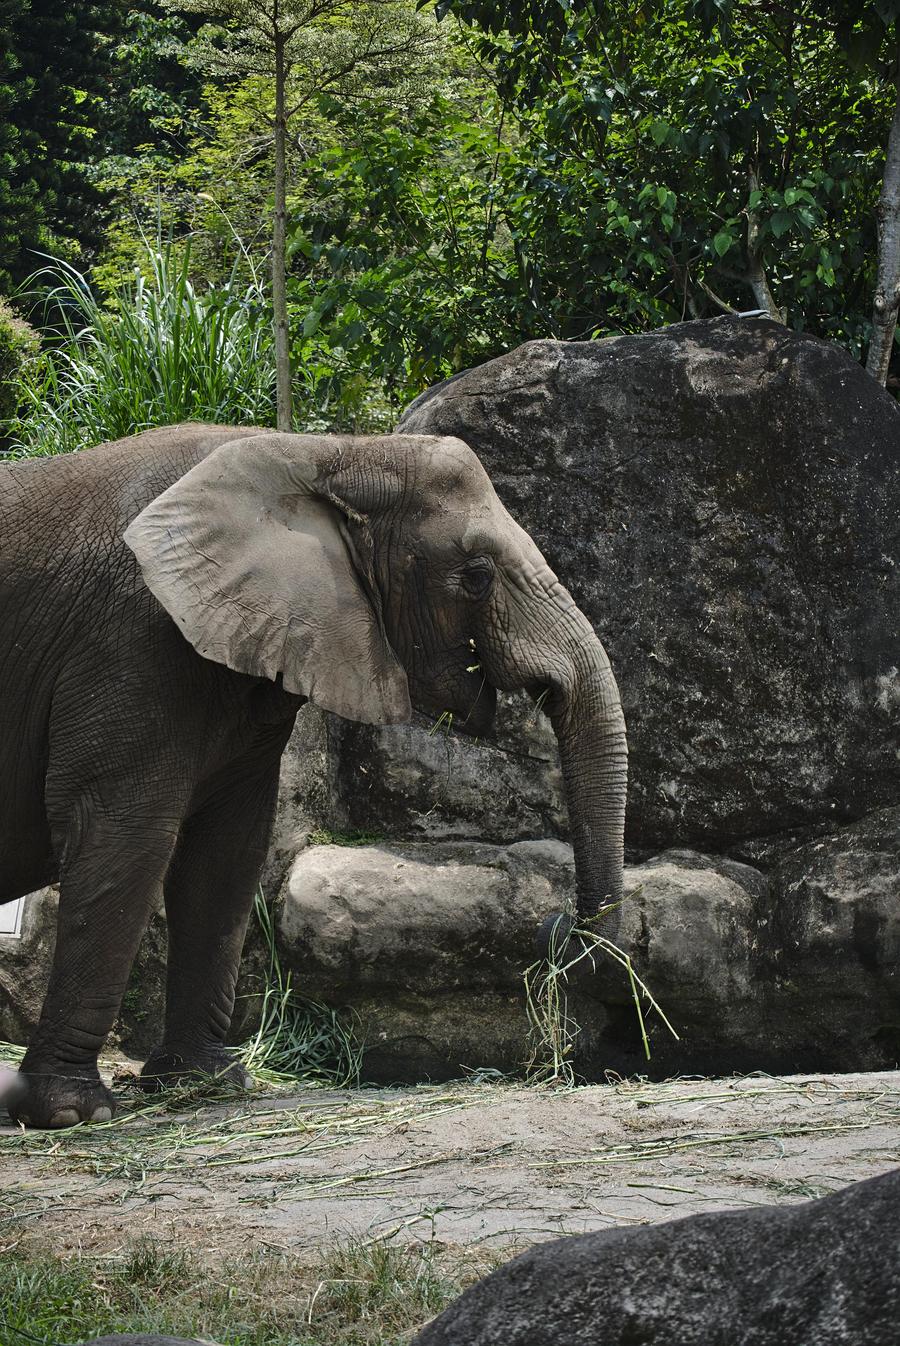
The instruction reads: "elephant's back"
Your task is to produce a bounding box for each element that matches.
[1,423,269,553]
[0,422,271,685]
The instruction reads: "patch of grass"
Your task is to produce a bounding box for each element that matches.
[239,890,364,1089]
[0,1235,500,1346]
[306,830,383,848]
[523,907,678,1085]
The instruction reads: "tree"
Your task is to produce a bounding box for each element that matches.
[692,0,900,382]
[162,0,435,429]
[823,0,900,385]
[0,0,125,291]
[870,53,900,383]
[430,0,900,379]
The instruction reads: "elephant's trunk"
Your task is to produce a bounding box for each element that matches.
[549,637,627,940]
[483,561,628,947]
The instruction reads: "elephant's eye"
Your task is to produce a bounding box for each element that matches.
[459,556,494,600]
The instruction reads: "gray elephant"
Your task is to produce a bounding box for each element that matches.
[1,424,626,1128]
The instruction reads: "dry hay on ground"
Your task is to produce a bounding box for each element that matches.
[1,1057,897,1261]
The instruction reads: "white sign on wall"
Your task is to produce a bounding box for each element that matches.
[0,898,25,939]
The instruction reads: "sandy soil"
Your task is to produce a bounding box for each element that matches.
[1,1068,897,1262]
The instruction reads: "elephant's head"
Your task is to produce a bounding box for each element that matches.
[124,431,627,926]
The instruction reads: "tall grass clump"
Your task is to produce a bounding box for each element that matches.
[8,239,276,458]
[240,889,364,1089]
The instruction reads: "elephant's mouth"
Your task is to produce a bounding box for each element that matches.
[411,671,497,740]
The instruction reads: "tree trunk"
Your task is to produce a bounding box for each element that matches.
[867,46,900,388]
[273,25,292,431]
[746,168,785,323]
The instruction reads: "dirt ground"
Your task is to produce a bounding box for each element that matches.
[2,1065,898,1263]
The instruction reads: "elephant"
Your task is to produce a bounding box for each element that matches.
[0,423,627,1128]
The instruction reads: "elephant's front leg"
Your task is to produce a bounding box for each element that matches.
[11,809,180,1128]
[140,750,285,1093]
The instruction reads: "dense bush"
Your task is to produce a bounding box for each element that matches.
[2,0,898,446]
[7,243,276,458]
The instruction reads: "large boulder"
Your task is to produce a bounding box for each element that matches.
[413,1168,900,1346]
[277,838,581,1080]
[276,809,900,1080]
[396,317,899,858]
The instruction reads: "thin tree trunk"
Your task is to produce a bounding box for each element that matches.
[273,24,292,431]
[746,168,785,323]
[867,45,900,387]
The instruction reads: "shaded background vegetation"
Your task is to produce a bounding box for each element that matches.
[1,0,899,451]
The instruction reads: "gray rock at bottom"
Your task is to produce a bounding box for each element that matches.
[414,1168,900,1346]
[72,1338,211,1345]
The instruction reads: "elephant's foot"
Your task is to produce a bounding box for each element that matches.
[139,1045,253,1094]
[7,1059,115,1129]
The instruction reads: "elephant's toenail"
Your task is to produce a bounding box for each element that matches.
[47,1108,82,1128]
[90,1106,112,1122]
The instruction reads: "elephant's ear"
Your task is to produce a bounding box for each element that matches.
[123,433,411,725]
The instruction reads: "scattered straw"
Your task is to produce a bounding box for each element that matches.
[523,907,678,1084]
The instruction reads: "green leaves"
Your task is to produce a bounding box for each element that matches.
[45,0,898,428]
[769,211,793,239]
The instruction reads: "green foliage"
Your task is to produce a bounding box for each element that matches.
[8,1,897,425]
[107,5,206,158]
[286,94,526,408]
[0,297,38,432]
[7,239,276,457]
[163,0,438,98]
[423,0,899,354]
[0,1,127,290]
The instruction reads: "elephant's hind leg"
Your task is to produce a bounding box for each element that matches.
[11,805,181,1128]
[140,745,286,1094]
